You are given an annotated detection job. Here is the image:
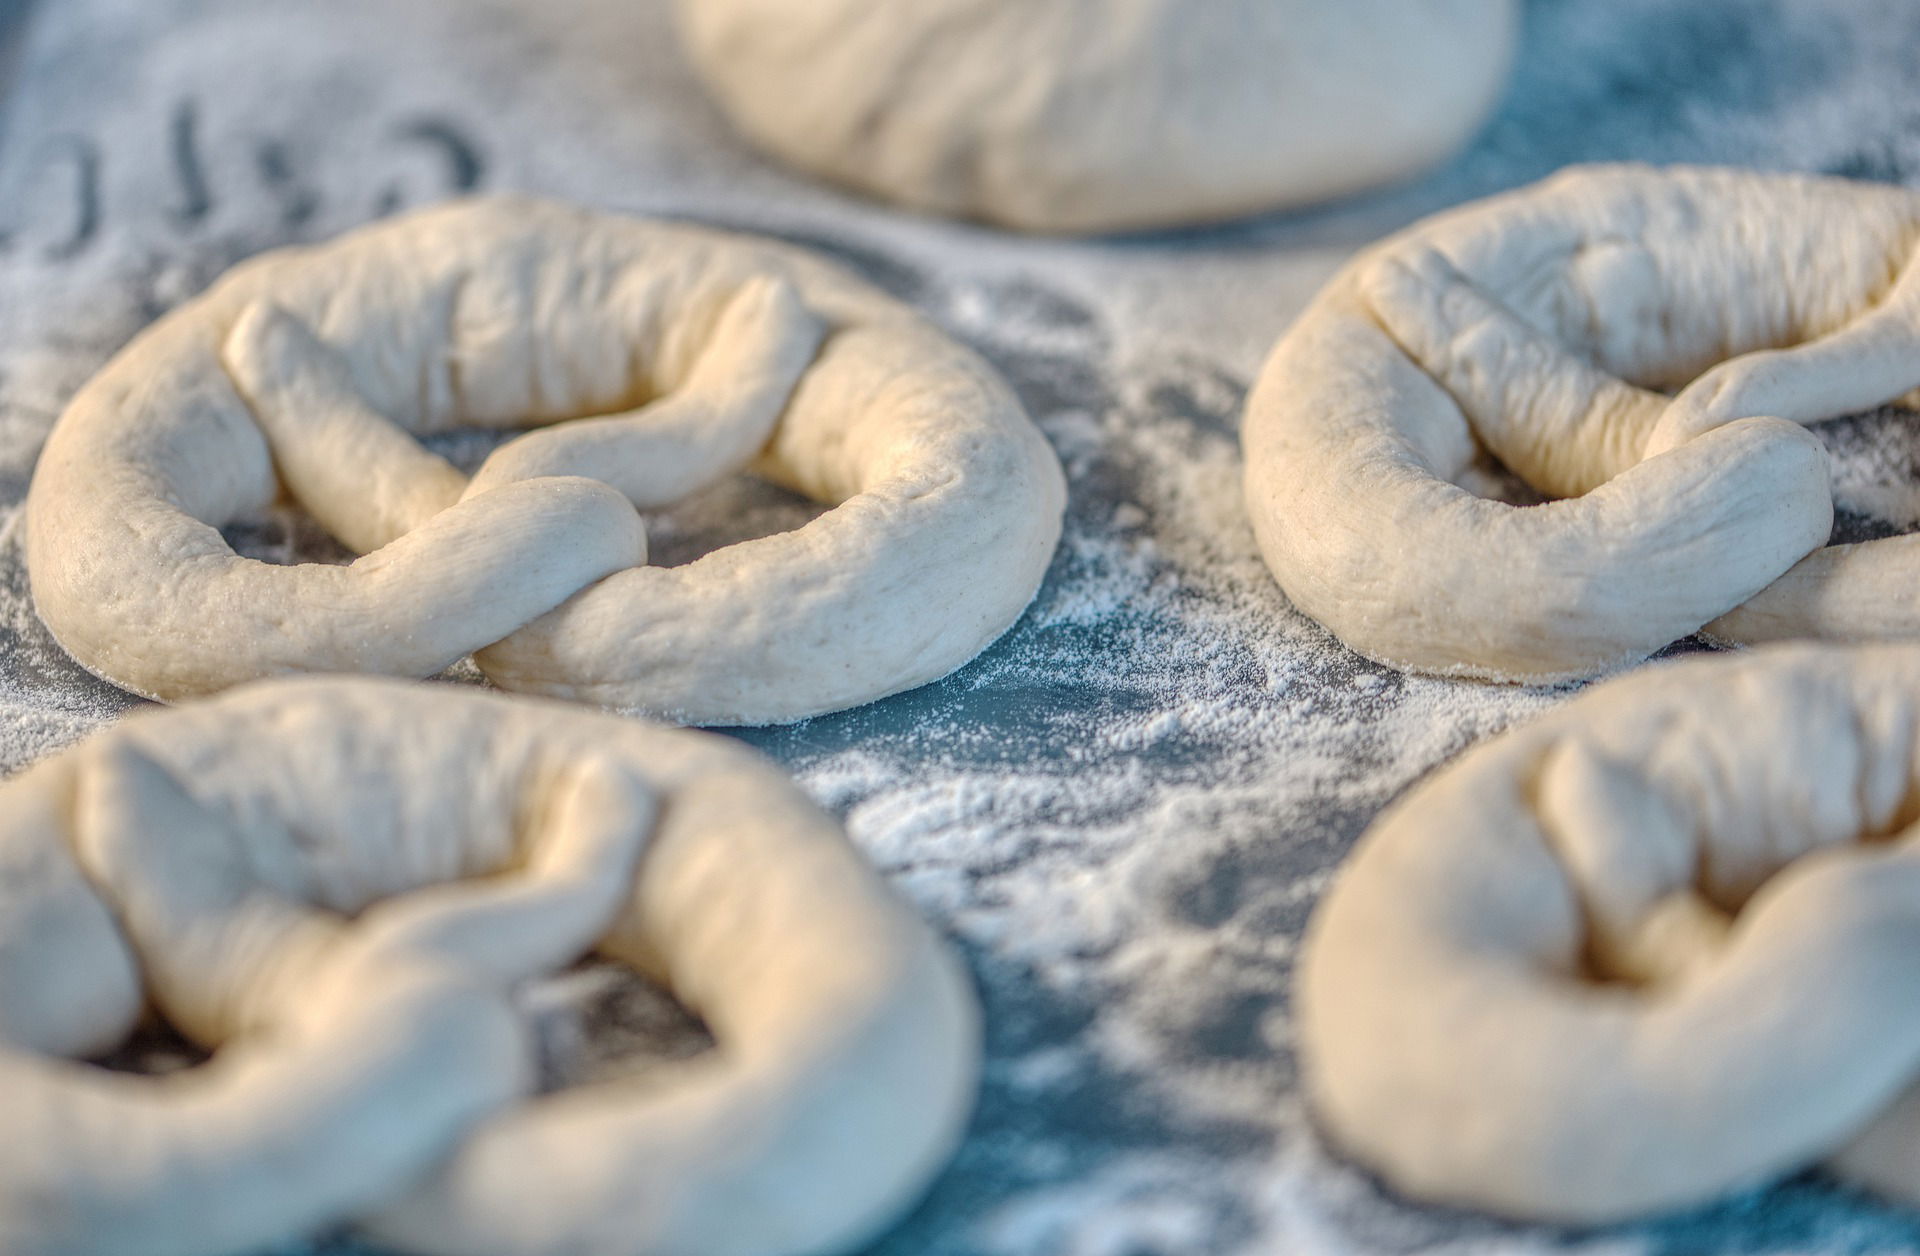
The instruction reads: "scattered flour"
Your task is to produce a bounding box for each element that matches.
[2,2,1920,1255]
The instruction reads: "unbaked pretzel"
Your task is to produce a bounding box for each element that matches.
[0,677,979,1256]
[1243,164,1920,682]
[25,197,1065,724]
[1298,643,1920,1221]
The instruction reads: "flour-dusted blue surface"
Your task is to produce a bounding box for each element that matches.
[2,2,1920,1253]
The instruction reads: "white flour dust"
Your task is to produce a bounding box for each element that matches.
[4,2,1920,1255]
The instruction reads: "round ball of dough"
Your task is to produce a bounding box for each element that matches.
[1298,643,1920,1222]
[0,676,980,1256]
[673,0,1520,234]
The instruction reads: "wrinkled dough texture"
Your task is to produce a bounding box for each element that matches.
[1298,643,1920,1223]
[0,676,980,1256]
[1242,164,1920,683]
[673,0,1518,234]
[24,196,1066,724]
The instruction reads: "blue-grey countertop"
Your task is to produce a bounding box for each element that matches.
[2,2,1918,1253]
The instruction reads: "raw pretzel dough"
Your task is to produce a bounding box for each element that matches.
[0,676,979,1256]
[673,0,1518,234]
[1298,643,1920,1222]
[1243,164,1920,682]
[25,197,1066,724]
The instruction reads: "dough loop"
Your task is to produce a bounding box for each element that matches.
[674,0,1518,234]
[0,676,979,1256]
[26,197,1065,724]
[1244,165,1920,682]
[1299,643,1920,1222]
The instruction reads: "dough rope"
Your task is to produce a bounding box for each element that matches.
[1298,643,1920,1222]
[0,676,980,1256]
[1243,164,1920,682]
[25,197,1066,724]
[673,0,1517,234]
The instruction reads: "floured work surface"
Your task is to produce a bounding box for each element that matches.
[3,1,1920,1252]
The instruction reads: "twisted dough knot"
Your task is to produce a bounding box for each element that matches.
[25,197,1065,724]
[1244,164,1920,682]
[0,677,979,1256]
[1299,644,1920,1222]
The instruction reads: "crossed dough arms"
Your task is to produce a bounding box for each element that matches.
[0,677,979,1256]
[1244,164,1920,681]
[25,198,1065,724]
[1299,644,1920,1222]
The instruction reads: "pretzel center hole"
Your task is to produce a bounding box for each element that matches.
[527,959,715,1090]
[223,428,826,571]
[1460,402,1920,546]
[1817,404,1920,543]
[94,955,715,1093]
[639,474,825,569]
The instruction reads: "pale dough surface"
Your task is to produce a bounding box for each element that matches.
[673,0,1519,234]
[0,675,980,1256]
[1298,643,1920,1222]
[9,2,1920,1253]
[1243,164,1920,683]
[25,197,1066,724]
